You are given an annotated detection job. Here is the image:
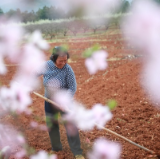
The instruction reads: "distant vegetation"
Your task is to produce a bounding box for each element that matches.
[21,13,129,40]
[0,0,131,23]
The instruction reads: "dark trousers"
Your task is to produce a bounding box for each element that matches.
[45,101,83,155]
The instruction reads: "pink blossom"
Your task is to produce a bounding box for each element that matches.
[92,104,112,129]
[121,0,160,105]
[30,150,57,159]
[30,121,38,128]
[13,43,46,91]
[141,61,160,104]
[39,124,48,131]
[0,19,24,62]
[121,0,160,51]
[0,81,32,113]
[16,135,26,145]
[29,30,49,50]
[0,124,26,154]
[18,43,46,78]
[0,18,47,114]
[86,138,90,144]
[63,102,112,131]
[14,149,27,159]
[52,90,73,111]
[87,138,121,159]
[85,50,108,75]
[63,102,95,131]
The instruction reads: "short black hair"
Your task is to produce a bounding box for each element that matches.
[50,46,70,63]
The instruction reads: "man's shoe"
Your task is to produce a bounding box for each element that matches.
[75,155,85,159]
[52,147,62,152]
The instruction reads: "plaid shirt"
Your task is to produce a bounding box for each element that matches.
[41,60,77,97]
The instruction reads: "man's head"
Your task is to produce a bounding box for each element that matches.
[50,46,70,69]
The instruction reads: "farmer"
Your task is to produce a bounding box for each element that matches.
[41,46,84,159]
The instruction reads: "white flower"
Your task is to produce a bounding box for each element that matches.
[91,104,112,129]
[85,50,108,75]
[87,138,121,159]
[30,150,57,159]
[30,30,49,50]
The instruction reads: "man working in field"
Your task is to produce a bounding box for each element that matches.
[40,46,84,159]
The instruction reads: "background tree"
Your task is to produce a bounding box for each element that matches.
[154,0,160,4]
[6,9,16,17]
[0,8,4,15]
[0,0,132,23]
[121,0,130,13]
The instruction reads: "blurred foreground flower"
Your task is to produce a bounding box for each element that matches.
[52,90,73,111]
[142,61,160,104]
[85,50,108,75]
[29,30,49,50]
[0,146,11,159]
[0,81,32,113]
[0,19,24,62]
[87,138,121,159]
[0,124,26,158]
[92,104,112,129]
[55,0,121,26]
[0,19,24,74]
[121,0,160,105]
[121,0,160,50]
[30,150,57,159]
[0,18,48,113]
[63,101,112,131]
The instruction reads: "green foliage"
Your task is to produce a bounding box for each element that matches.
[3,5,67,23]
[46,113,59,129]
[83,44,101,58]
[52,45,69,54]
[121,1,130,13]
[46,116,53,128]
[0,8,3,15]
[154,0,160,5]
[107,99,117,110]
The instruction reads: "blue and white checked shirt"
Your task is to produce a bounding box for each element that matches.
[41,60,77,97]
